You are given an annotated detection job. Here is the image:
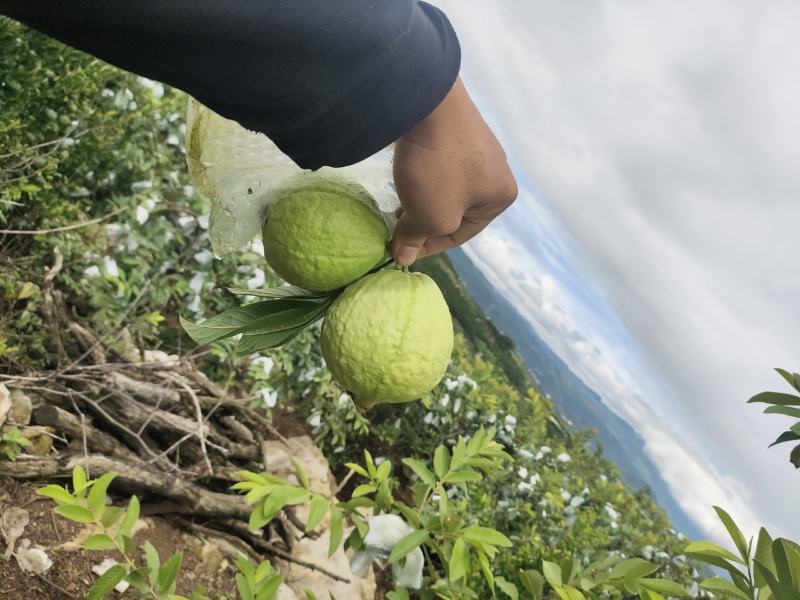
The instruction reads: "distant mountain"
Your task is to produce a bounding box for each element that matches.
[447,247,704,541]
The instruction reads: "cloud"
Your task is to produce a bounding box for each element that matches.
[439,0,800,540]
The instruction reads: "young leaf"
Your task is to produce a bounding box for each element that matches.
[685,541,744,564]
[386,589,410,600]
[520,570,545,599]
[72,465,88,495]
[87,471,116,518]
[401,458,435,485]
[37,484,77,505]
[291,458,310,489]
[462,526,512,548]
[351,484,377,498]
[157,552,183,595]
[344,463,370,478]
[375,460,392,481]
[543,560,563,588]
[143,541,161,587]
[119,495,140,538]
[86,563,127,600]
[433,445,450,479]
[449,537,470,581]
[363,449,377,478]
[328,506,343,557]
[477,549,494,591]
[82,533,116,551]
[99,506,124,529]
[496,576,520,600]
[55,504,94,524]
[444,469,482,484]
[638,578,688,596]
[713,506,750,562]
[305,495,329,533]
[388,529,428,565]
[700,577,750,600]
[255,574,283,600]
[236,573,254,600]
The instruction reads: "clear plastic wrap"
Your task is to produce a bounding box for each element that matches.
[185,98,400,256]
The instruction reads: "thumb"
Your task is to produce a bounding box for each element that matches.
[391,213,428,266]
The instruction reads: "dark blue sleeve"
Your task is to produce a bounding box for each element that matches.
[0,0,461,170]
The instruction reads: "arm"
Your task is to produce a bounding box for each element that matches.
[0,0,460,170]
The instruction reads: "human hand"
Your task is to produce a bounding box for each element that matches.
[391,77,518,266]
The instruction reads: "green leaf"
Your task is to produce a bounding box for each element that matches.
[496,576,520,600]
[402,458,435,485]
[638,578,688,596]
[180,298,320,346]
[143,541,161,587]
[291,458,310,489]
[607,558,659,581]
[386,589,410,600]
[255,574,283,600]
[771,539,797,600]
[754,527,775,589]
[344,463,370,478]
[305,495,329,533]
[748,391,800,406]
[82,533,116,551]
[227,285,327,301]
[685,541,744,564]
[237,300,331,354]
[713,506,750,562]
[328,506,343,557]
[119,495,140,537]
[444,469,482,484]
[157,552,183,595]
[363,449,377,478]
[764,405,800,419]
[303,590,319,600]
[375,460,392,482]
[542,560,563,588]
[388,529,428,565]
[87,471,116,518]
[769,430,800,447]
[86,563,127,600]
[754,560,782,599]
[520,570,545,599]
[72,465,88,495]
[775,368,800,392]
[99,506,124,529]
[54,504,94,524]
[554,585,586,600]
[700,577,751,600]
[433,445,450,479]
[236,573,254,600]
[37,484,77,505]
[477,549,494,591]
[462,526,512,548]
[351,484,377,498]
[449,537,470,581]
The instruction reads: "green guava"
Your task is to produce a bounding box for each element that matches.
[321,269,454,410]
[262,175,390,292]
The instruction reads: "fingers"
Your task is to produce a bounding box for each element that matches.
[391,211,436,266]
[415,217,489,260]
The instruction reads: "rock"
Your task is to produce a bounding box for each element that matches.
[19,425,54,456]
[277,520,375,599]
[276,583,299,600]
[1,506,29,559]
[0,384,10,428]
[143,349,180,366]
[92,558,130,593]
[9,388,32,425]
[14,538,53,575]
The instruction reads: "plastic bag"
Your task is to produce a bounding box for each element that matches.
[185,98,400,256]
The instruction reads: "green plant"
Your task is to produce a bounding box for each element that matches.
[0,427,31,461]
[686,505,800,600]
[38,466,283,600]
[748,368,800,468]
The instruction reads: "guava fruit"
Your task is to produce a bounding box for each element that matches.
[262,175,390,292]
[321,269,454,410]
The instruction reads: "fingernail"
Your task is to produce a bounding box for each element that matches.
[396,245,418,266]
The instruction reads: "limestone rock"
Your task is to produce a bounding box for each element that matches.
[14,538,53,575]
[0,384,10,428]
[9,388,32,425]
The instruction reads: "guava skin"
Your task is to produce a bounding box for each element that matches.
[321,269,454,410]
[262,178,390,292]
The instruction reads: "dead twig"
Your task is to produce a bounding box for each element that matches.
[0,207,126,236]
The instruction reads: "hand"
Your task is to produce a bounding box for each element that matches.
[391,77,518,266]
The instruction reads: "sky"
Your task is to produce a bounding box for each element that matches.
[435,0,800,541]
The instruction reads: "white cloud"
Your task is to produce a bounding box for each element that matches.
[439,0,800,540]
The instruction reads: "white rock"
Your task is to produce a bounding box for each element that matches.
[14,539,53,575]
[1,506,29,558]
[0,383,10,428]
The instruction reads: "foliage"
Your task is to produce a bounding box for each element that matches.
[0,426,31,461]
[686,505,800,600]
[38,466,283,600]
[748,368,800,468]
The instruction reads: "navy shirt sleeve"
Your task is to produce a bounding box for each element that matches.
[0,0,461,170]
